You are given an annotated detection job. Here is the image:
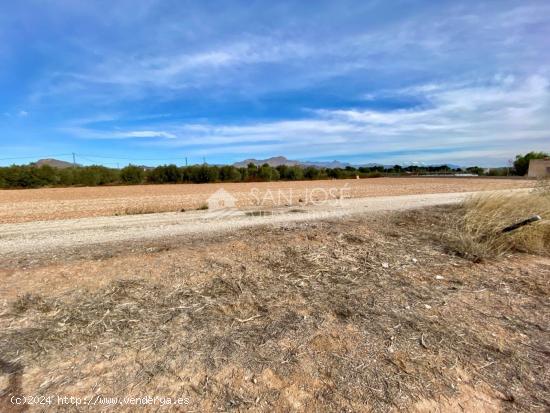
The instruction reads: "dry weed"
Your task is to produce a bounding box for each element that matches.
[443,192,550,261]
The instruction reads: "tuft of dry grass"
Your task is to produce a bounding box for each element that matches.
[443,191,550,261]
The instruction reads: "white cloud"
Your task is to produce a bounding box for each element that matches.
[122,130,176,139]
[63,127,176,140]
[131,74,550,165]
[2,110,29,117]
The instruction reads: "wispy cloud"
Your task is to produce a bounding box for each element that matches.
[62,126,176,140]
[26,2,550,102]
[66,74,549,165]
[2,1,550,165]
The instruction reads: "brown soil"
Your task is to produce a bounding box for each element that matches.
[0,206,548,412]
[0,177,533,223]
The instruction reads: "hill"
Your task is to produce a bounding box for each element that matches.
[233,156,350,169]
[32,158,76,169]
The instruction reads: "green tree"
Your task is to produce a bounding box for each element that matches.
[258,164,279,181]
[147,164,180,183]
[466,166,484,175]
[303,166,319,180]
[120,165,145,184]
[219,165,241,182]
[513,152,549,176]
[246,163,258,180]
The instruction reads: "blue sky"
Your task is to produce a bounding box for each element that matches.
[1,0,549,167]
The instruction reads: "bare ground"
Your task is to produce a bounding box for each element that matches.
[0,191,488,263]
[0,205,548,412]
[0,177,533,224]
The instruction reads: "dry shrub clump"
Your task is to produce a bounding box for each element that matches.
[444,191,550,261]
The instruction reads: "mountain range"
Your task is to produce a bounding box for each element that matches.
[233,156,352,169]
[28,156,461,169]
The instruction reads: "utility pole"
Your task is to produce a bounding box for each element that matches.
[185,157,188,166]
[203,156,206,164]
[72,153,76,168]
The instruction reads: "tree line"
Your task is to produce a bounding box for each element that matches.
[0,151,546,189]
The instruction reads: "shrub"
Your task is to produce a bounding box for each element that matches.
[147,164,180,183]
[277,165,304,180]
[443,192,550,261]
[303,167,319,180]
[219,165,241,182]
[257,165,279,181]
[120,165,145,184]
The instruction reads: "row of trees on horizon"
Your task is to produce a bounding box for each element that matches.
[0,152,547,189]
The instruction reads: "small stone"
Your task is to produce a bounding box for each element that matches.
[411,258,418,263]
[435,275,444,280]
[382,262,389,268]
[424,304,432,309]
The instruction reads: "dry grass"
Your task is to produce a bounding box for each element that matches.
[441,192,550,261]
[116,203,207,215]
[116,204,185,215]
[533,177,550,197]
[1,207,549,411]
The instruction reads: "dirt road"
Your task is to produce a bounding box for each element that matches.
[0,190,524,259]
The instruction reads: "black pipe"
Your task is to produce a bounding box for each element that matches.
[502,215,542,233]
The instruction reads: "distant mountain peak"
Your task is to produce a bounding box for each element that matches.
[32,158,76,169]
[233,156,351,169]
[233,156,299,167]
